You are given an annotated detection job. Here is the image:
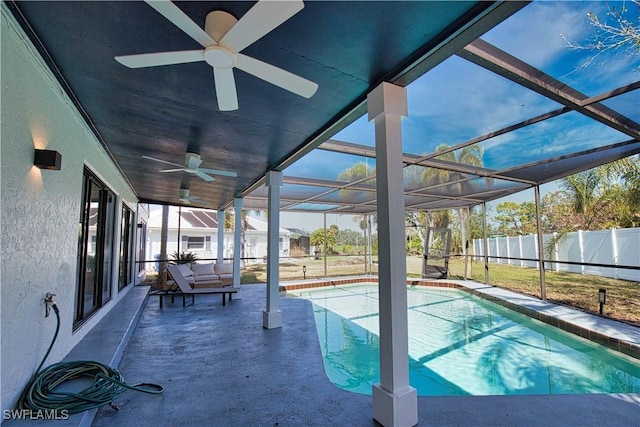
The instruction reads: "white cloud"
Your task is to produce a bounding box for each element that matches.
[483,1,591,69]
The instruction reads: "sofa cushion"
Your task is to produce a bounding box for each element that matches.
[214,263,233,275]
[191,263,215,276]
[177,263,193,277]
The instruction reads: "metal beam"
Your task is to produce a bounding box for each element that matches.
[460,39,640,140]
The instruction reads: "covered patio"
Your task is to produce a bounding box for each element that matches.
[2,1,638,426]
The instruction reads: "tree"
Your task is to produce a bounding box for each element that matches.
[561,169,616,230]
[225,208,261,264]
[562,1,640,70]
[309,227,338,254]
[422,143,484,275]
[494,201,537,236]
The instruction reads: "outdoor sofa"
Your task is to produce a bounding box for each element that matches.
[151,263,238,308]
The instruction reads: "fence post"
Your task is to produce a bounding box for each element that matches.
[578,230,585,274]
[553,232,559,272]
[518,235,523,267]
[611,228,619,280]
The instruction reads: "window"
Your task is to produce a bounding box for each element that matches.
[119,204,135,290]
[181,235,211,251]
[279,237,283,251]
[75,168,116,326]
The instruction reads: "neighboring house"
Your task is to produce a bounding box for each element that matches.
[286,228,310,256]
[147,206,290,266]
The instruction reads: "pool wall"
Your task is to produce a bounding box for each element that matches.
[280,277,640,360]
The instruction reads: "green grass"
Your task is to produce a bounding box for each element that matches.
[448,259,639,326]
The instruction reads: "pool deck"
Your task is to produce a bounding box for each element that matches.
[85,280,639,427]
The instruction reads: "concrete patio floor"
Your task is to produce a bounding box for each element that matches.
[91,283,640,427]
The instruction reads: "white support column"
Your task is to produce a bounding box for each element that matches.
[263,171,283,329]
[233,199,242,288]
[482,202,489,285]
[368,82,417,427]
[323,212,327,277]
[534,185,546,300]
[217,209,225,263]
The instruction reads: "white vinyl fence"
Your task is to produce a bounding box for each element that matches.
[473,228,640,282]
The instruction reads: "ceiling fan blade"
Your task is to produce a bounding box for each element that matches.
[142,156,184,168]
[158,168,185,173]
[235,53,318,98]
[195,170,215,182]
[115,50,205,68]
[198,168,238,178]
[220,0,304,52]
[213,68,239,111]
[145,0,216,48]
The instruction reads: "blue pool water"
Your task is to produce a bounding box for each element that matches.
[287,284,640,396]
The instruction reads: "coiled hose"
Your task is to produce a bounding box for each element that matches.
[17,302,163,414]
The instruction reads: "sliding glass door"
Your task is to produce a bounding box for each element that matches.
[75,169,116,326]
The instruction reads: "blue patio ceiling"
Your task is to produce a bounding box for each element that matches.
[7,1,638,214]
[242,1,640,214]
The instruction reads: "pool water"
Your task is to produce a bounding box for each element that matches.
[287,284,640,396]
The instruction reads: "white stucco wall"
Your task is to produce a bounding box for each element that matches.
[1,7,139,413]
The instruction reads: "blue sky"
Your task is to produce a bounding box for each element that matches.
[282,1,639,231]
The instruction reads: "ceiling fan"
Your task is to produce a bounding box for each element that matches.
[179,188,210,205]
[115,0,318,111]
[143,152,237,182]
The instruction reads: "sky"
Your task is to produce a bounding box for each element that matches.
[275,1,639,232]
[153,2,637,234]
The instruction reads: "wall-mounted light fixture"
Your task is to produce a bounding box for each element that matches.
[598,288,606,315]
[302,265,307,280]
[34,149,62,170]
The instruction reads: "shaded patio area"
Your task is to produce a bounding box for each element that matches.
[91,284,639,427]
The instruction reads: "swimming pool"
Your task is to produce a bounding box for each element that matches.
[287,284,640,396]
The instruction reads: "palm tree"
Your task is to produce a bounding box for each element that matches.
[224,209,262,265]
[309,228,338,256]
[420,143,484,277]
[561,169,610,230]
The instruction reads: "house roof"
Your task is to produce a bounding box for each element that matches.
[147,206,288,234]
[6,1,638,214]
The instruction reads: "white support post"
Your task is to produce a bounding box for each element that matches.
[368,82,417,427]
[323,212,327,277]
[263,171,283,329]
[233,199,242,288]
[217,209,225,264]
[534,185,546,300]
[482,202,489,285]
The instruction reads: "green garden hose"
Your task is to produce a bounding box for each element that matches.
[17,302,163,414]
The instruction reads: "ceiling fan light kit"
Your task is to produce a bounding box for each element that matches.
[115,0,318,111]
[142,152,237,182]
